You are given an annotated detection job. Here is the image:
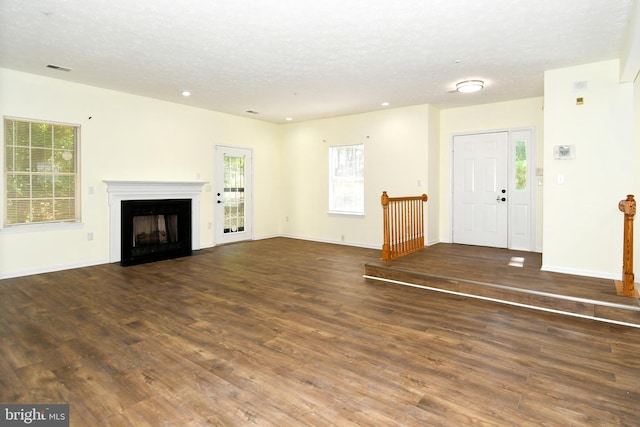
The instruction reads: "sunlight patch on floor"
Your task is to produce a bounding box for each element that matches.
[508,257,525,267]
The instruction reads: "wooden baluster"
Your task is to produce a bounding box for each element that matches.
[391,199,395,258]
[421,199,425,247]
[618,195,636,296]
[417,198,422,248]
[407,200,416,252]
[396,199,401,257]
[381,191,391,260]
[408,199,412,253]
[415,200,419,250]
[411,199,417,252]
[401,200,407,256]
[393,198,399,257]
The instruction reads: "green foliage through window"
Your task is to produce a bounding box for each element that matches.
[4,118,79,225]
[515,140,527,191]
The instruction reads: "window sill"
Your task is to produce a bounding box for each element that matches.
[328,211,365,218]
[0,222,84,234]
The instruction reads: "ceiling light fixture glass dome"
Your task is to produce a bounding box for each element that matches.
[456,80,484,93]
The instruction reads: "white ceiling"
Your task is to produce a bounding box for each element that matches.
[0,0,637,123]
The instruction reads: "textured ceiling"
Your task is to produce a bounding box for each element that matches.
[0,0,636,123]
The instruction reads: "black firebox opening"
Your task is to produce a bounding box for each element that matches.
[121,199,192,266]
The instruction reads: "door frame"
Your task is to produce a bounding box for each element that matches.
[449,127,537,251]
[214,144,254,245]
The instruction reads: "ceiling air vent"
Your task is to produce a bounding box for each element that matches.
[246,110,259,114]
[46,64,72,72]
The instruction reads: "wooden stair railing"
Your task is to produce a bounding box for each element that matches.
[381,191,428,261]
[617,194,637,297]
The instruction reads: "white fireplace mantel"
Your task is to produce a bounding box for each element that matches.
[104,180,207,262]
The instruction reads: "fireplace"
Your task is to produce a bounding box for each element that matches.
[120,199,192,265]
[104,180,206,264]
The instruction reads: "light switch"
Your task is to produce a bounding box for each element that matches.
[557,175,565,185]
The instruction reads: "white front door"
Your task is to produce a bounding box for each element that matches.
[452,132,509,247]
[452,129,534,250]
[214,145,253,245]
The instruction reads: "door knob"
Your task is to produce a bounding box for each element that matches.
[496,196,506,202]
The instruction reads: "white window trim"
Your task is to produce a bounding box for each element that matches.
[0,222,84,234]
[3,116,82,227]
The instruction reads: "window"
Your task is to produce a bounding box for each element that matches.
[329,144,364,214]
[4,118,80,226]
[515,139,527,191]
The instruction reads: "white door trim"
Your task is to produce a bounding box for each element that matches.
[214,144,254,245]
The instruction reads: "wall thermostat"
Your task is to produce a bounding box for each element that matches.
[554,145,575,160]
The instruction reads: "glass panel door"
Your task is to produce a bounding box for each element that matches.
[223,155,245,234]
[215,145,252,244]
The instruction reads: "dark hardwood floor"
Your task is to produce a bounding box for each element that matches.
[1,238,639,426]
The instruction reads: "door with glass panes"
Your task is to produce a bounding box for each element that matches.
[214,145,253,244]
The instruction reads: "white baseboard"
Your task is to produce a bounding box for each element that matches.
[0,258,110,280]
[541,264,621,281]
[279,234,379,250]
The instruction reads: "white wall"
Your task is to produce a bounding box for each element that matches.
[635,72,640,275]
[427,106,441,245]
[280,104,435,248]
[2,60,636,282]
[439,97,545,249]
[543,60,635,279]
[0,68,282,278]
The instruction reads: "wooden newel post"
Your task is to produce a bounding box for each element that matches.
[381,191,391,261]
[618,194,636,296]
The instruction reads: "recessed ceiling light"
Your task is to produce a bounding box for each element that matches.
[286,117,293,121]
[182,90,191,97]
[381,102,390,106]
[456,80,484,93]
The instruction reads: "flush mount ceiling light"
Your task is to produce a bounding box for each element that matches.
[456,80,484,93]
[182,90,191,97]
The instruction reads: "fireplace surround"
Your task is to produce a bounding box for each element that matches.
[105,181,206,263]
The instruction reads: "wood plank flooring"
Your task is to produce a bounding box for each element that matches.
[365,244,640,327]
[1,237,639,426]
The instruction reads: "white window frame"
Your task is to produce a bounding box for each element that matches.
[328,143,364,215]
[3,117,81,228]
